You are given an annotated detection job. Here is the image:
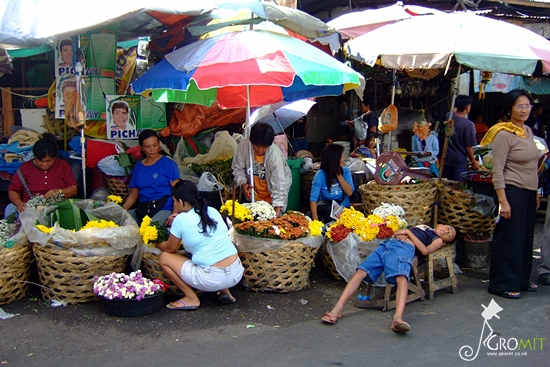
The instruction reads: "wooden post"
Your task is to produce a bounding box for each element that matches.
[1,87,13,137]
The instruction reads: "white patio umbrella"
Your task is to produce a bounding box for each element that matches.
[327,1,443,39]
[345,12,550,76]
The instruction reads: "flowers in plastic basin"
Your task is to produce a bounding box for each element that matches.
[140,215,158,245]
[326,207,387,242]
[93,270,165,301]
[241,201,276,221]
[234,212,310,240]
[220,200,252,223]
[80,219,118,230]
[107,195,123,205]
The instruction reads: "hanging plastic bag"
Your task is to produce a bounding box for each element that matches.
[97,155,127,177]
[378,104,398,133]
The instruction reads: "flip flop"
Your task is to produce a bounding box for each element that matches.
[392,320,411,333]
[321,312,340,324]
[487,285,521,299]
[219,294,236,304]
[166,299,199,311]
[521,283,538,292]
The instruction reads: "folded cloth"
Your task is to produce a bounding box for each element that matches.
[480,122,526,147]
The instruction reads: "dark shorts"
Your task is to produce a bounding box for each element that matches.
[357,238,415,285]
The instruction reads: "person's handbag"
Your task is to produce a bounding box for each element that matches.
[134,196,169,220]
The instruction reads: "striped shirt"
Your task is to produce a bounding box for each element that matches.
[9,159,77,202]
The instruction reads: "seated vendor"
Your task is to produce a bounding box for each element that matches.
[6,133,78,218]
[309,144,354,223]
[411,121,440,177]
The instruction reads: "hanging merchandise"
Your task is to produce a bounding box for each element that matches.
[478,71,493,100]
[412,109,430,140]
[378,104,398,134]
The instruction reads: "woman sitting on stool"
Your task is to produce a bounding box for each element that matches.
[309,144,354,223]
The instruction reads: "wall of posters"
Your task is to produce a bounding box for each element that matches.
[106,95,140,140]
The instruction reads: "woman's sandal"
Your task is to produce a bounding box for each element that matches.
[487,285,521,299]
[321,312,340,324]
[392,320,411,333]
[521,283,538,292]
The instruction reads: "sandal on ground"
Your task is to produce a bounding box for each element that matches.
[219,294,236,304]
[487,285,521,299]
[321,312,340,324]
[521,283,538,292]
[166,299,199,311]
[392,320,411,333]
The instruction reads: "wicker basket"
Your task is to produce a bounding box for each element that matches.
[320,242,341,280]
[239,241,319,292]
[301,170,316,201]
[141,251,186,297]
[33,243,128,304]
[358,180,437,226]
[0,245,33,305]
[105,175,130,200]
[438,180,496,233]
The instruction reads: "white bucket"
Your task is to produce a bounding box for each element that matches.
[333,141,350,159]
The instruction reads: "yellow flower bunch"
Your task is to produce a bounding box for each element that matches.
[139,215,158,246]
[354,222,380,242]
[80,219,119,230]
[308,220,324,237]
[385,215,399,231]
[339,207,365,229]
[219,200,252,222]
[107,195,123,205]
[36,224,53,233]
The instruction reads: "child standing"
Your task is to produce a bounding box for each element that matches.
[321,224,456,333]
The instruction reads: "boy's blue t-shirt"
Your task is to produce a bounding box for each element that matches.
[129,156,180,211]
[309,167,354,207]
[409,225,440,259]
[170,207,237,267]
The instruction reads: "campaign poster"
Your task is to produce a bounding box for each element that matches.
[106,95,140,140]
[55,38,76,77]
[55,76,115,121]
[138,97,166,130]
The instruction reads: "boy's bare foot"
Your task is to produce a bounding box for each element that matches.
[392,319,410,333]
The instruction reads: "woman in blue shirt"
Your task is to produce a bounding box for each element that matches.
[157,180,244,310]
[122,129,180,225]
[309,144,354,223]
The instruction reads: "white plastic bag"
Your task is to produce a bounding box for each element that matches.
[97,155,126,176]
[197,172,224,192]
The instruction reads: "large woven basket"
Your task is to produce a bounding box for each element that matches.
[239,242,319,293]
[0,245,33,305]
[33,243,128,304]
[438,180,496,233]
[141,251,187,297]
[320,242,341,280]
[105,175,130,200]
[359,180,437,226]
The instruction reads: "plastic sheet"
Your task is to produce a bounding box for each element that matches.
[230,228,324,252]
[21,200,140,256]
[326,233,386,285]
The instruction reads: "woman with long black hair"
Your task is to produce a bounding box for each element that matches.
[309,143,354,223]
[156,180,244,310]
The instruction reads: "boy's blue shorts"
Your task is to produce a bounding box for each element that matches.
[357,238,415,285]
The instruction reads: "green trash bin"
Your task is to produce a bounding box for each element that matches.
[286,158,304,211]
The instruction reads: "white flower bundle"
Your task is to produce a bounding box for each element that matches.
[242,201,276,221]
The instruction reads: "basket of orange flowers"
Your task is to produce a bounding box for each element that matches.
[225,200,324,293]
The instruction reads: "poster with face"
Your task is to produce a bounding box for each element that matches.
[106,95,140,140]
[55,74,89,128]
[56,38,75,76]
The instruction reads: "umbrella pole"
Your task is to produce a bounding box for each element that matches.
[246,85,254,202]
[433,64,461,226]
[387,69,397,152]
[74,61,87,199]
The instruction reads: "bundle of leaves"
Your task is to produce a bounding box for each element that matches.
[152,221,170,243]
[190,156,233,189]
[234,212,310,240]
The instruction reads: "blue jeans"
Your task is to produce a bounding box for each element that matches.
[357,238,415,285]
[289,137,308,155]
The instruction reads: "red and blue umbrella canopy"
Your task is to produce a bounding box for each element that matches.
[132,30,364,109]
